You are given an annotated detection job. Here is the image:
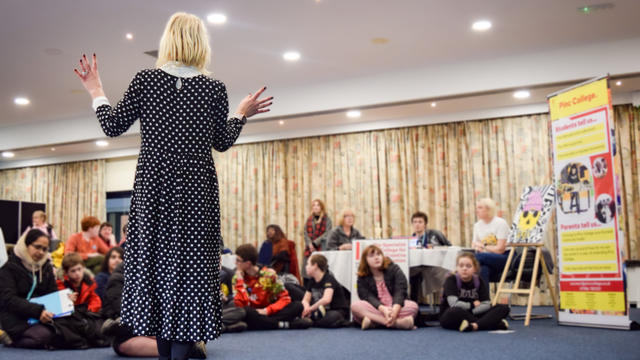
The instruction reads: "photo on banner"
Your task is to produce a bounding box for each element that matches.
[548,76,630,329]
[508,185,556,244]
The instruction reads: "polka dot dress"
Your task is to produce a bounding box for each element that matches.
[96,69,244,342]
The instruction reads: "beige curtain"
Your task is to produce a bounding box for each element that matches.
[0,160,106,242]
[214,107,640,262]
[615,105,640,260]
[214,114,553,253]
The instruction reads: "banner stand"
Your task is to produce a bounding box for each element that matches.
[548,75,631,330]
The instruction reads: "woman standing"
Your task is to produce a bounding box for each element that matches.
[75,12,272,360]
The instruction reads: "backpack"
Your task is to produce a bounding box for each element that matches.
[455,273,480,291]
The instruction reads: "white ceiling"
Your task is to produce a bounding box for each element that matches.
[1,0,640,168]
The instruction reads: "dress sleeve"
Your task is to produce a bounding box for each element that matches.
[96,72,143,137]
[210,81,244,153]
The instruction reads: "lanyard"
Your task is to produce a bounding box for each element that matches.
[26,273,37,300]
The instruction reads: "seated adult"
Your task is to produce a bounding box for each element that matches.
[351,245,418,330]
[409,211,452,303]
[101,262,207,358]
[65,216,110,274]
[0,229,57,348]
[326,208,365,250]
[411,211,450,247]
[257,224,301,283]
[98,222,118,249]
[233,244,311,330]
[302,254,350,328]
[94,247,124,301]
[22,210,59,251]
[117,223,128,248]
[472,198,510,284]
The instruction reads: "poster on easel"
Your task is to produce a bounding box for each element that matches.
[508,185,556,244]
[351,240,409,306]
[548,76,630,329]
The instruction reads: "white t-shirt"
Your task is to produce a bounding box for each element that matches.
[472,217,510,247]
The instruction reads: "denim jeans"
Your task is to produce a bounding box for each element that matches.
[475,252,509,284]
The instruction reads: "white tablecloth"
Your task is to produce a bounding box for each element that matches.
[317,246,463,289]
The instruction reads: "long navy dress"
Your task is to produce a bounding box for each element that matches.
[96,68,243,341]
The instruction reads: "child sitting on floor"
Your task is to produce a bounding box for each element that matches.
[57,252,101,313]
[301,254,350,328]
[351,245,418,330]
[439,252,510,332]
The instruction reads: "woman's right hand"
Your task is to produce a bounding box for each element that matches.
[234,86,273,118]
[74,53,105,100]
[39,310,54,323]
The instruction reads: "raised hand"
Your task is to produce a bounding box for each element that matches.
[74,53,105,99]
[235,86,273,118]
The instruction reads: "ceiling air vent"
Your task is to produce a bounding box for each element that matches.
[144,50,158,58]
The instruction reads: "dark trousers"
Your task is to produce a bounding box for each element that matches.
[476,252,509,284]
[313,309,347,328]
[12,324,54,349]
[440,305,510,331]
[244,302,303,330]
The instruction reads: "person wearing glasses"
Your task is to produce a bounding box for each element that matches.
[0,229,58,348]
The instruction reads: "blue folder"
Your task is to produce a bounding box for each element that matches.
[27,288,75,324]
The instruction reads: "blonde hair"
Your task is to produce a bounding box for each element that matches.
[156,12,211,74]
[338,208,355,227]
[477,198,497,218]
[32,210,46,222]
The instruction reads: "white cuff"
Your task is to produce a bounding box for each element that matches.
[92,96,110,111]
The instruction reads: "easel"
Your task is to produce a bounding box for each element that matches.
[492,243,559,326]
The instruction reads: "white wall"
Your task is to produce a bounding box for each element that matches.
[105,156,137,192]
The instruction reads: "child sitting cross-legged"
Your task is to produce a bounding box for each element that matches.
[233,244,311,330]
[439,252,510,332]
[350,245,418,330]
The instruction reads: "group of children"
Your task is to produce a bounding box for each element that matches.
[0,228,510,357]
[221,242,510,334]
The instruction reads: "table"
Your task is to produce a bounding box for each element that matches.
[317,246,464,289]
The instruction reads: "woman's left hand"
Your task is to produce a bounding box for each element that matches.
[74,53,105,99]
[235,86,273,118]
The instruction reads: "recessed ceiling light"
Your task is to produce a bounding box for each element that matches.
[346,110,361,118]
[2,151,15,158]
[472,20,492,32]
[14,97,30,106]
[283,51,301,62]
[431,102,437,108]
[513,90,530,99]
[371,37,390,45]
[207,13,227,25]
[125,33,133,40]
[279,120,284,125]
[96,140,109,147]
[615,80,622,86]
[51,147,56,151]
